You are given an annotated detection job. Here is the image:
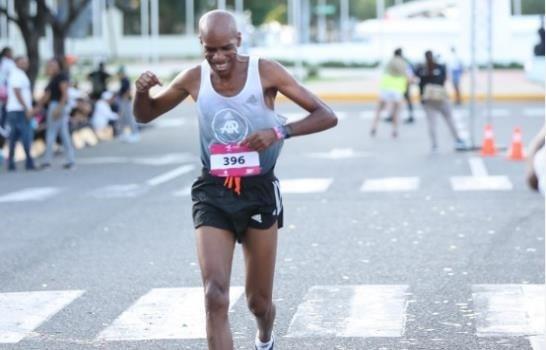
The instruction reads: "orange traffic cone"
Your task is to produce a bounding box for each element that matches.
[507,127,525,160]
[481,124,497,156]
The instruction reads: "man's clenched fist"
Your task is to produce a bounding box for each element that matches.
[135,71,162,93]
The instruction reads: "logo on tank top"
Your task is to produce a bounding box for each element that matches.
[212,108,250,144]
[246,94,258,105]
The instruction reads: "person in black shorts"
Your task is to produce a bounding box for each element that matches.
[133,10,337,350]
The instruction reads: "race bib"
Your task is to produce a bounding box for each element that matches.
[209,144,261,177]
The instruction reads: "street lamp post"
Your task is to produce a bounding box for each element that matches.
[151,0,159,63]
[140,0,150,62]
[235,0,244,13]
[186,0,194,35]
[469,0,477,148]
[340,0,349,42]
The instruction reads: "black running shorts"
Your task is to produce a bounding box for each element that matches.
[191,168,283,243]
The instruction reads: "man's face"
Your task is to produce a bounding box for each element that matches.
[201,32,241,77]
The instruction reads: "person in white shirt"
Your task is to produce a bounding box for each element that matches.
[0,46,14,163]
[6,56,35,170]
[91,90,118,139]
[447,47,464,105]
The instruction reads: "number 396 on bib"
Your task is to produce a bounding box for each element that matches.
[209,144,261,177]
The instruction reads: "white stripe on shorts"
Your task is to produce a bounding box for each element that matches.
[273,180,282,216]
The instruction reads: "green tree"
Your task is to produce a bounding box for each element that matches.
[521,0,545,15]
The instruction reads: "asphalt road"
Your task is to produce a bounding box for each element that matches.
[0,101,544,350]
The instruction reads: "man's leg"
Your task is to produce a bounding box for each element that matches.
[243,224,278,343]
[423,103,438,150]
[21,116,35,169]
[59,115,75,165]
[43,111,61,165]
[404,85,415,123]
[390,101,400,138]
[6,112,20,170]
[195,226,236,350]
[370,100,386,136]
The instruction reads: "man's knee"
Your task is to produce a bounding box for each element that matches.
[246,293,272,317]
[204,281,230,315]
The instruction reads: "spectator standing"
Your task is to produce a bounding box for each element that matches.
[0,46,14,166]
[6,56,35,171]
[88,62,110,100]
[39,58,75,169]
[116,66,139,142]
[415,50,466,152]
[447,47,464,105]
[370,48,410,138]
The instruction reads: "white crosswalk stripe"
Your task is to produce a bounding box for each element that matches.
[96,287,244,341]
[472,284,545,350]
[523,108,544,117]
[0,187,62,203]
[0,290,84,344]
[280,178,333,193]
[1,284,544,345]
[472,284,545,337]
[286,285,410,338]
[88,184,149,198]
[361,177,420,192]
[450,157,513,191]
[146,164,196,187]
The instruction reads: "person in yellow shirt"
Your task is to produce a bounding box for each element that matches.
[370,48,411,138]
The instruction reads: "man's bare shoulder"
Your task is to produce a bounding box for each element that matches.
[171,65,201,90]
[258,58,290,87]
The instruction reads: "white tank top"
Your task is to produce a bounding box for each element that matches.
[196,56,284,174]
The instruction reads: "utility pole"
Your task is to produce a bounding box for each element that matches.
[186,0,194,35]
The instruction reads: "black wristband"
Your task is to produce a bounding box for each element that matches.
[282,124,292,139]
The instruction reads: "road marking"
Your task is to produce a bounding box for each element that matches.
[360,177,420,192]
[523,108,544,117]
[78,153,197,166]
[286,285,410,338]
[306,148,369,159]
[173,184,192,197]
[280,178,333,193]
[146,164,196,187]
[77,156,130,164]
[530,335,545,350]
[450,157,513,191]
[491,108,510,117]
[89,184,149,198]
[450,176,513,191]
[468,157,489,177]
[96,287,244,341]
[0,187,62,203]
[472,284,544,338]
[0,290,84,343]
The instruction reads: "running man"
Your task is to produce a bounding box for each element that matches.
[133,10,337,350]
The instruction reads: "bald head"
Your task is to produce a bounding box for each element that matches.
[199,10,239,39]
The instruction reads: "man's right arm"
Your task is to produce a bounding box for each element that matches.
[133,68,196,124]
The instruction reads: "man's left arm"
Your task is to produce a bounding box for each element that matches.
[241,60,337,151]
